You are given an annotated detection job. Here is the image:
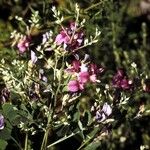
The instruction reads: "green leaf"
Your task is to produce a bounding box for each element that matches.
[88,127,99,138]
[86,111,93,125]
[2,103,18,123]
[78,120,84,131]
[19,104,33,120]
[0,128,11,140]
[56,125,69,137]
[0,139,8,150]
[83,142,101,150]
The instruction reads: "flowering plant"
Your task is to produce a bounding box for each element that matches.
[0,2,150,150]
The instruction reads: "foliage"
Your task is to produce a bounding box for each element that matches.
[0,0,150,150]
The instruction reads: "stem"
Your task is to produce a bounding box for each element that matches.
[77,127,100,150]
[10,136,23,150]
[47,131,81,149]
[77,137,92,150]
[84,0,107,12]
[24,132,28,150]
[40,129,49,150]
[69,5,79,44]
[142,22,147,48]
[52,53,65,120]
[69,35,98,55]
[111,22,121,67]
[54,54,58,82]
[40,54,66,150]
[112,22,116,51]
[61,24,71,40]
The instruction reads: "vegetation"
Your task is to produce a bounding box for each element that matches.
[0,0,150,150]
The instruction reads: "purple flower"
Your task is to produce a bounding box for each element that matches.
[120,78,132,90]
[31,50,37,64]
[0,87,10,104]
[102,103,112,116]
[96,111,106,122]
[96,103,112,122]
[39,69,48,83]
[112,69,132,90]
[29,90,39,101]
[112,69,124,87]
[0,114,4,130]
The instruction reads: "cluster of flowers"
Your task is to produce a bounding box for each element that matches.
[7,20,149,131]
[55,22,84,50]
[112,69,150,92]
[66,58,104,92]
[112,69,133,90]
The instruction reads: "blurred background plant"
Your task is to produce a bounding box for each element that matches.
[0,0,150,150]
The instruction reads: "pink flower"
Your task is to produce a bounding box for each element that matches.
[68,80,80,92]
[78,72,89,84]
[89,64,104,83]
[66,60,81,74]
[55,31,70,45]
[70,22,77,31]
[17,36,30,53]
[55,22,84,50]
[72,60,81,72]
[89,64,98,74]
[66,58,104,92]
[68,80,85,92]
[90,74,97,83]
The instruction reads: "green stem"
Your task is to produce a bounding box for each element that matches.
[40,54,66,150]
[77,136,93,150]
[142,22,147,48]
[40,129,49,150]
[47,131,81,149]
[24,132,28,150]
[112,22,116,50]
[55,53,65,106]
[111,22,121,67]
[69,35,98,55]
[54,54,58,82]
[10,136,23,150]
[69,5,79,43]
[84,0,107,12]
